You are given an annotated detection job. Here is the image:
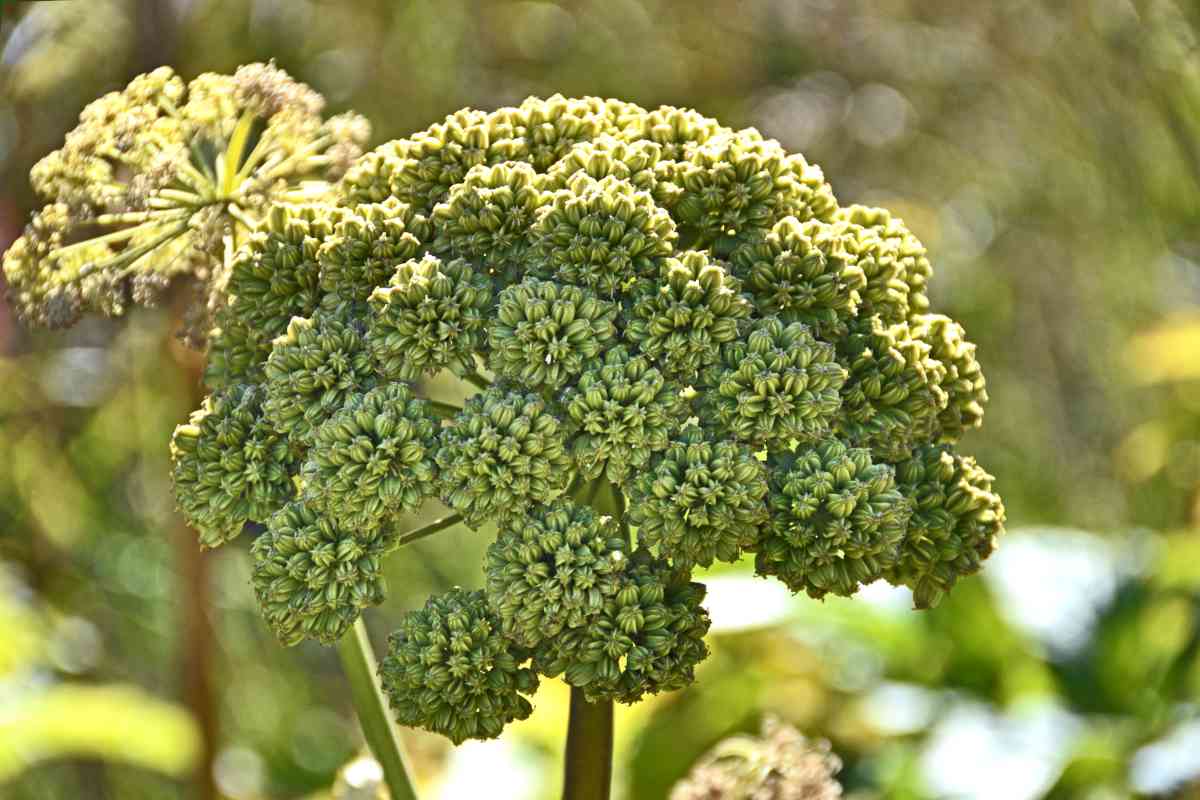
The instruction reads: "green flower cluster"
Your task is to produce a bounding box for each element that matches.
[6,84,1006,745]
[379,588,539,745]
[1,64,367,332]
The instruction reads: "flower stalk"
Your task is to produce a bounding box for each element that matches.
[336,619,419,800]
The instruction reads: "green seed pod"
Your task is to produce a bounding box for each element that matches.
[702,318,846,447]
[730,216,865,338]
[206,203,348,388]
[485,499,628,648]
[627,427,769,568]
[888,445,1005,609]
[263,312,376,447]
[431,161,547,287]
[833,204,932,323]
[756,439,910,599]
[912,314,988,442]
[301,383,440,532]
[250,501,392,646]
[562,346,687,483]
[435,387,573,527]
[626,251,752,382]
[366,254,493,380]
[170,384,293,548]
[488,278,618,391]
[533,550,710,704]
[530,173,677,295]
[836,316,949,461]
[380,588,539,744]
[667,130,837,257]
[317,197,431,308]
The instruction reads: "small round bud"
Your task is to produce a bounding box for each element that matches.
[530,173,676,296]
[301,383,440,532]
[562,346,687,483]
[380,588,539,744]
[170,384,293,548]
[912,314,988,441]
[832,204,932,323]
[485,499,628,648]
[366,254,493,380]
[730,216,865,337]
[625,251,752,382]
[431,162,546,286]
[207,203,348,387]
[250,501,391,646]
[317,198,431,308]
[756,439,910,599]
[703,318,846,447]
[533,551,710,704]
[888,445,1005,609]
[627,427,769,568]
[435,387,573,527]
[667,131,836,257]
[836,316,949,461]
[488,278,618,391]
[263,312,377,447]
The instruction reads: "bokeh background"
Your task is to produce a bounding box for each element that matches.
[2,1,1199,798]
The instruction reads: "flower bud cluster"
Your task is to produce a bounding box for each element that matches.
[50,88,1010,744]
[379,588,539,745]
[3,64,367,331]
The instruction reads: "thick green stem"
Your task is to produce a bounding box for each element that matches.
[337,619,419,800]
[562,687,614,800]
[562,480,618,800]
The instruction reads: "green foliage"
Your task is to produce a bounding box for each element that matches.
[379,588,539,744]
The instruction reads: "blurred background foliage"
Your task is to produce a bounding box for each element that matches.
[1,0,1199,798]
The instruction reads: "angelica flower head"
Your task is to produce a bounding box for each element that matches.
[4,79,1008,745]
[2,63,368,332]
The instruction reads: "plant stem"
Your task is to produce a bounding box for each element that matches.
[396,513,462,546]
[337,619,420,800]
[562,687,614,800]
[562,479,618,800]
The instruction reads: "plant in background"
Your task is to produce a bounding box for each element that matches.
[669,717,843,800]
[4,74,1005,800]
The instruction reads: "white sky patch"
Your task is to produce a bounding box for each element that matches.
[1130,718,1200,795]
[434,738,542,800]
[921,701,1082,800]
[984,527,1151,657]
[702,575,793,633]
